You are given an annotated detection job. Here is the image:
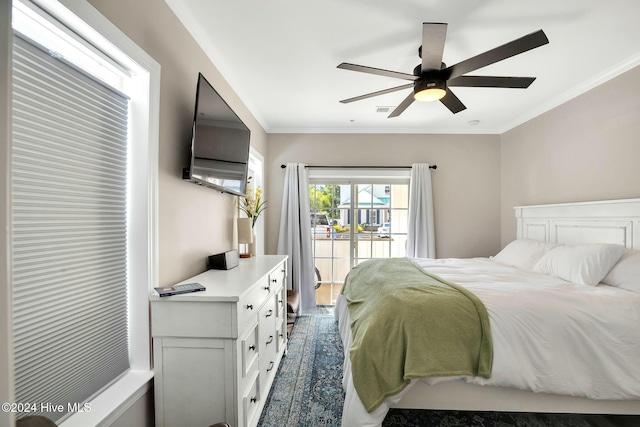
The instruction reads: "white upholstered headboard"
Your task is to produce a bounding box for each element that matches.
[515,198,640,250]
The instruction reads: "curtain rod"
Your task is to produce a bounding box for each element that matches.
[280,164,437,170]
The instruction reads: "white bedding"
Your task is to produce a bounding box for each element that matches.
[336,257,640,427]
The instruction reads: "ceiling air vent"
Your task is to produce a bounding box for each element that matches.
[376,106,393,113]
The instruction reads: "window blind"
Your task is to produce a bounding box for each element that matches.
[11,33,130,422]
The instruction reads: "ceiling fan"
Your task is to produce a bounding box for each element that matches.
[337,23,549,117]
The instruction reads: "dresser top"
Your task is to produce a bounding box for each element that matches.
[149,255,287,302]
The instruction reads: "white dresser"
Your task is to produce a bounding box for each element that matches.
[150,255,288,427]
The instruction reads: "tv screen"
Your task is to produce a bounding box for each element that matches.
[185,73,251,196]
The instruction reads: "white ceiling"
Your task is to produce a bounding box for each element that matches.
[165,0,640,134]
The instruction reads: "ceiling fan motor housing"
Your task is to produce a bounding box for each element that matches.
[413,63,446,76]
[413,63,447,95]
[414,78,446,99]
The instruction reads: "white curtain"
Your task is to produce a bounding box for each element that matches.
[276,163,316,313]
[407,163,436,258]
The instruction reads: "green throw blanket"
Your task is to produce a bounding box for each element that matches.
[342,258,493,412]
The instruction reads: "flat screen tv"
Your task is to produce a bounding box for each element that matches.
[183,73,251,196]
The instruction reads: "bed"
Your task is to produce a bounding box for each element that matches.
[335,198,640,427]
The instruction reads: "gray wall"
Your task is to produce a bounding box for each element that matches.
[83,0,270,424]
[90,0,268,287]
[265,133,502,259]
[500,64,640,245]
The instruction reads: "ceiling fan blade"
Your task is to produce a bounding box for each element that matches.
[448,75,536,88]
[440,89,466,114]
[444,29,548,80]
[388,92,415,118]
[338,63,418,81]
[339,83,414,103]
[421,22,448,71]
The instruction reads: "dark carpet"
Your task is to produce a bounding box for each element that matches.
[258,310,634,427]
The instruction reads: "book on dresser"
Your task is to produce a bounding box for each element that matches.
[149,255,288,427]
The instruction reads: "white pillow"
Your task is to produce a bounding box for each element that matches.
[532,243,626,286]
[492,239,557,270]
[601,249,640,292]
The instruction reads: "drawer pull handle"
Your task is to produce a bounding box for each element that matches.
[250,396,257,404]
[246,304,253,310]
[271,278,277,283]
[266,361,274,372]
[264,286,271,292]
[265,310,273,318]
[266,335,274,345]
[279,333,284,338]
[278,299,283,304]
[249,345,256,351]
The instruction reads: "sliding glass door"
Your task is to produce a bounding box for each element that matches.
[310,177,409,305]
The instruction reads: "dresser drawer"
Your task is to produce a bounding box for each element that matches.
[242,372,261,427]
[268,265,286,292]
[258,296,277,353]
[151,301,233,338]
[238,277,272,329]
[274,288,286,320]
[276,318,287,353]
[259,344,278,399]
[240,321,259,379]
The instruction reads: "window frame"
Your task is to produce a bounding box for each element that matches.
[1,1,14,426]
[8,0,160,425]
[309,169,410,305]
[247,147,265,255]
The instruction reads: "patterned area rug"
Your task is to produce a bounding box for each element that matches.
[259,309,343,427]
[258,310,626,427]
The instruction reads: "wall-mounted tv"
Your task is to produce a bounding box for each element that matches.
[183,73,251,196]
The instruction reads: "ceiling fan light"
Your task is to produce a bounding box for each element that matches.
[414,79,446,102]
[414,88,446,102]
